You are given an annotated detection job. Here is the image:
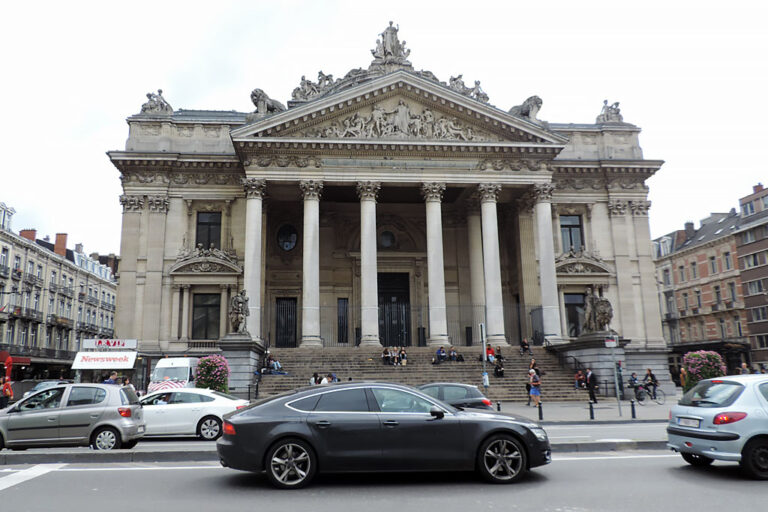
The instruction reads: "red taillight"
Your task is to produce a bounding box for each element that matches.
[713,412,747,425]
[118,407,132,418]
[669,411,672,420]
[482,398,492,407]
[236,405,246,410]
[223,421,236,436]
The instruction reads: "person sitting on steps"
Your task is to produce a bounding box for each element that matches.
[519,338,533,357]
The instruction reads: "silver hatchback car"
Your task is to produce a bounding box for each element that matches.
[0,383,145,451]
[667,374,768,479]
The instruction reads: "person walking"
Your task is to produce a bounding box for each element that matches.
[529,369,541,407]
[1,377,13,409]
[103,371,118,385]
[585,368,598,404]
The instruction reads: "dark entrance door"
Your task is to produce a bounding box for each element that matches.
[378,273,411,346]
[275,298,297,348]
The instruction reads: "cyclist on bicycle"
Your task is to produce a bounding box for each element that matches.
[643,368,658,399]
[627,372,641,399]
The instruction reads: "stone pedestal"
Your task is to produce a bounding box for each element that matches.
[219,333,265,399]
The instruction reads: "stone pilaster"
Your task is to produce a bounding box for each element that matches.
[422,182,449,345]
[357,181,381,346]
[242,178,266,341]
[300,180,323,347]
[533,183,562,338]
[478,183,508,346]
[466,198,486,342]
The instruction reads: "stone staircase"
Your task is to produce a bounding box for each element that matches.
[258,346,587,402]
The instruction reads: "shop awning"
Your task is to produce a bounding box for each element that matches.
[71,351,137,370]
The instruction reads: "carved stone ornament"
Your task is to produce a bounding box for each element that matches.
[509,96,543,123]
[248,155,322,169]
[303,101,493,141]
[146,195,170,213]
[582,286,613,333]
[300,180,324,200]
[477,183,501,203]
[119,195,144,212]
[555,247,612,275]
[607,200,629,216]
[356,181,381,201]
[421,182,446,202]
[596,100,623,123]
[249,88,286,117]
[177,241,238,266]
[140,89,173,115]
[630,200,652,216]
[292,71,340,101]
[370,21,412,69]
[478,159,549,172]
[555,177,603,191]
[448,75,489,103]
[532,183,556,202]
[228,289,249,335]
[241,178,266,199]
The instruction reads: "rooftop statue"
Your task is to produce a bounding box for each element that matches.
[250,88,286,116]
[509,96,543,123]
[596,100,623,123]
[370,21,412,69]
[140,89,173,115]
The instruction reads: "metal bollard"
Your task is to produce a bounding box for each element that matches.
[538,402,543,421]
[496,401,501,412]
[589,401,595,420]
[630,399,636,419]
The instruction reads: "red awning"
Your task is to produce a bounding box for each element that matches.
[11,357,31,366]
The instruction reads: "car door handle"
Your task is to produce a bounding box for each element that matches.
[48,417,57,422]
[314,420,331,429]
[383,420,399,427]
[90,414,100,418]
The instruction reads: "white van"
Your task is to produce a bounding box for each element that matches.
[148,357,199,392]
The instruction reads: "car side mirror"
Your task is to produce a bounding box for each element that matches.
[429,406,444,419]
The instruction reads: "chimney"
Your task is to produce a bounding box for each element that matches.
[20,229,37,241]
[43,235,50,242]
[54,233,67,257]
[684,222,695,239]
[754,183,764,194]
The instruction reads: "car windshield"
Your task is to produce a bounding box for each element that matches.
[679,380,744,408]
[151,367,189,382]
[31,381,59,392]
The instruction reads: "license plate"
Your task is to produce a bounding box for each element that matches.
[138,426,145,433]
[678,418,700,428]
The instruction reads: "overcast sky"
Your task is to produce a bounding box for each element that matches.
[2,0,765,255]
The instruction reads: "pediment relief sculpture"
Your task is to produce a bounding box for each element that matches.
[301,99,500,142]
[555,247,613,275]
[171,240,242,274]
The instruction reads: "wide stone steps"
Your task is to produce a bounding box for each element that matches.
[258,347,586,401]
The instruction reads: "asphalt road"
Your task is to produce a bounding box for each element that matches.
[1,451,766,511]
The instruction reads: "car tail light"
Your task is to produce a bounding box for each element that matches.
[713,412,747,425]
[236,405,246,410]
[482,398,492,407]
[223,421,236,436]
[118,407,132,418]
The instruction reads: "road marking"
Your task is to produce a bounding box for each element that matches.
[554,454,678,461]
[59,465,225,472]
[548,436,592,439]
[545,424,664,430]
[0,464,66,492]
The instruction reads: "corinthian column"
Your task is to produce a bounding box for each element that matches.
[466,199,486,343]
[357,181,381,346]
[478,183,508,346]
[533,183,562,338]
[300,180,323,347]
[422,183,449,345]
[241,178,266,341]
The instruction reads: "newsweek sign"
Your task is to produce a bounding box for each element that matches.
[82,339,137,350]
[71,351,137,370]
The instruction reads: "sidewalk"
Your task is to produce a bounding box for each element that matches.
[499,396,675,425]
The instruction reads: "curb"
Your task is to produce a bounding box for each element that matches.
[0,441,670,465]
[540,419,668,426]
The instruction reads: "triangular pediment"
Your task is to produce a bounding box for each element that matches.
[555,251,614,275]
[231,71,567,147]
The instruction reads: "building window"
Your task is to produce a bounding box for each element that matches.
[20,325,27,346]
[29,326,37,346]
[747,280,765,295]
[729,282,737,302]
[753,307,768,322]
[742,201,755,216]
[662,269,671,286]
[0,247,8,267]
[743,230,756,244]
[196,212,222,249]
[6,322,14,344]
[699,320,706,339]
[560,216,583,253]
[13,255,21,271]
[27,260,34,274]
[745,253,760,269]
[695,290,702,308]
[564,293,586,337]
[678,266,686,282]
[719,319,727,339]
[709,256,717,274]
[682,293,689,310]
[690,262,698,279]
[192,293,221,340]
[757,334,768,349]
[714,286,722,304]
[724,252,732,270]
[337,298,349,344]
[735,316,743,337]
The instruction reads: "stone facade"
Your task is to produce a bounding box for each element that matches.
[110,24,665,389]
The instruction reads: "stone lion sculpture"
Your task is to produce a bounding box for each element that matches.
[594,298,614,331]
[509,95,543,122]
[250,88,286,114]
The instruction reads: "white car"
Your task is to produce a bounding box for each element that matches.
[140,388,249,440]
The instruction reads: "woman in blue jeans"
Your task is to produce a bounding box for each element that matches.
[529,369,541,407]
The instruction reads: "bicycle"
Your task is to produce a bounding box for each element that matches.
[632,382,665,405]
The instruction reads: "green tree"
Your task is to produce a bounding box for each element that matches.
[682,350,726,392]
[195,354,230,393]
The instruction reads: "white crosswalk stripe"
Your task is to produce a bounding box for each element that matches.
[0,464,66,492]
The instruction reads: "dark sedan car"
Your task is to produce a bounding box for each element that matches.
[217,382,550,488]
[419,383,494,410]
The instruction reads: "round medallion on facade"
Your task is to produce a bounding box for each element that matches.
[277,225,298,251]
[379,230,396,249]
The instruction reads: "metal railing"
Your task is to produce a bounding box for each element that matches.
[85,296,99,306]
[101,301,115,311]
[0,265,9,278]
[47,314,74,328]
[23,273,44,288]
[10,268,22,280]
[17,307,44,322]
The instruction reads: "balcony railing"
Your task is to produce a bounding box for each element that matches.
[17,307,44,322]
[0,343,78,361]
[78,291,86,301]
[10,268,22,280]
[100,328,115,338]
[711,303,721,312]
[101,301,115,311]
[0,265,9,278]
[49,281,59,294]
[77,321,99,332]
[664,312,679,321]
[680,310,687,317]
[85,296,99,306]
[47,314,74,329]
[23,273,44,288]
[60,286,74,298]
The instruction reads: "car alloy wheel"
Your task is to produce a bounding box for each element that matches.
[681,452,714,467]
[198,416,222,440]
[91,427,121,451]
[478,435,527,483]
[266,438,316,489]
[741,439,768,480]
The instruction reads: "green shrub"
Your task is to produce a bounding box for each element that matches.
[195,354,230,393]
[682,350,726,392]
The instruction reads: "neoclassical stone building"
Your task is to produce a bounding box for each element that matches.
[110,24,666,384]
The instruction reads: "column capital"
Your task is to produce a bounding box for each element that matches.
[119,194,145,212]
[421,182,446,202]
[219,284,230,290]
[300,180,324,200]
[532,183,556,203]
[356,181,381,201]
[146,195,170,213]
[607,199,629,216]
[181,284,191,290]
[477,183,501,203]
[630,200,652,216]
[241,178,266,199]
